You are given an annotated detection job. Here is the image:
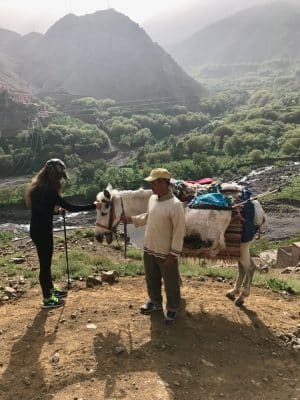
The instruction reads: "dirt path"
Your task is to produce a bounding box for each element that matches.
[0,277,299,400]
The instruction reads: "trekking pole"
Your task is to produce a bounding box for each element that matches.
[232,187,281,208]
[62,210,71,288]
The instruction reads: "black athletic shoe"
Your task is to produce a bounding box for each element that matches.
[41,295,65,309]
[140,301,162,314]
[165,311,177,325]
[52,288,68,298]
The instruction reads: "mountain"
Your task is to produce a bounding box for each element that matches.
[171,1,300,68]
[143,0,273,47]
[9,32,43,59]
[0,28,31,90]
[8,9,203,102]
[0,28,21,52]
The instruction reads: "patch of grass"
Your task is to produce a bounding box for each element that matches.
[0,232,14,245]
[251,233,300,256]
[69,228,95,240]
[264,176,300,202]
[2,238,299,297]
[116,261,144,276]
[52,249,94,280]
[92,256,114,273]
[23,270,37,280]
[6,267,18,277]
[205,266,237,280]
[279,177,300,201]
[266,277,297,294]
[126,247,143,260]
[0,257,38,286]
[254,273,300,295]
[51,246,300,295]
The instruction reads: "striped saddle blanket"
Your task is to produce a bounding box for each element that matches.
[182,211,242,260]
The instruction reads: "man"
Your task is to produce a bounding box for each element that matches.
[123,168,185,324]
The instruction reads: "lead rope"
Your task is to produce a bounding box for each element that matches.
[120,196,127,259]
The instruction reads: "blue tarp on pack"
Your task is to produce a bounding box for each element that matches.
[188,192,232,209]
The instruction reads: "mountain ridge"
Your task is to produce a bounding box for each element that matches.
[143,0,275,47]
[171,1,300,67]
[0,9,204,102]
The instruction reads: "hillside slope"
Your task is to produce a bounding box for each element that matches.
[143,0,273,47]
[0,28,28,90]
[172,1,300,67]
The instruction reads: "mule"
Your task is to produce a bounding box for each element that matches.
[95,185,259,306]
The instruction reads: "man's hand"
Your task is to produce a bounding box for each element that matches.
[120,215,133,224]
[164,254,177,267]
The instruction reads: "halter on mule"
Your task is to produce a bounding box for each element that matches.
[95,194,128,257]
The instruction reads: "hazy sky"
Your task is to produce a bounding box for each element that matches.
[0,0,192,34]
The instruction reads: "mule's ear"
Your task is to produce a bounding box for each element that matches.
[106,183,113,191]
[103,189,111,200]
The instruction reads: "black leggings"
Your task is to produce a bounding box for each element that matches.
[31,234,54,299]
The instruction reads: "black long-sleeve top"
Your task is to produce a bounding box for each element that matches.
[30,185,95,237]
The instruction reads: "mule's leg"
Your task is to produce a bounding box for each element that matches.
[235,241,254,306]
[226,261,245,300]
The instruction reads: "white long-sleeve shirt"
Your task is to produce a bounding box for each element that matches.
[132,193,185,259]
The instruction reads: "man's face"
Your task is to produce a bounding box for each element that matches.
[150,179,169,196]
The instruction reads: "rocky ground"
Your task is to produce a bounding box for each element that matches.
[0,163,299,400]
[0,231,300,400]
[0,271,299,400]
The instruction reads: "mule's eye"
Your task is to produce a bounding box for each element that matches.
[105,203,110,209]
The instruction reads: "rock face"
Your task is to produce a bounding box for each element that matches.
[172,2,300,67]
[5,9,203,102]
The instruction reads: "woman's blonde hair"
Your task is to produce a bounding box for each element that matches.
[25,165,63,207]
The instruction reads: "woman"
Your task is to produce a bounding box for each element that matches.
[25,158,96,309]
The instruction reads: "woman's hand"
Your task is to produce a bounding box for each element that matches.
[94,201,101,210]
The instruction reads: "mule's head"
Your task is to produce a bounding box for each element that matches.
[95,184,118,244]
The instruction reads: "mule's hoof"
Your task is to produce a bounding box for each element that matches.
[225,291,236,301]
[234,298,244,307]
[105,233,113,244]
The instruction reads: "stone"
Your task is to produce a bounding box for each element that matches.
[86,323,97,329]
[70,312,77,320]
[293,344,300,352]
[281,267,294,274]
[101,270,119,284]
[51,352,60,363]
[9,257,26,264]
[86,275,102,288]
[4,287,16,296]
[114,346,125,355]
[23,377,31,386]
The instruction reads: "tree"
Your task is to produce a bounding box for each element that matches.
[281,138,300,155]
[223,136,243,156]
[249,149,264,161]
[0,155,13,176]
[185,134,213,155]
[132,128,153,147]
